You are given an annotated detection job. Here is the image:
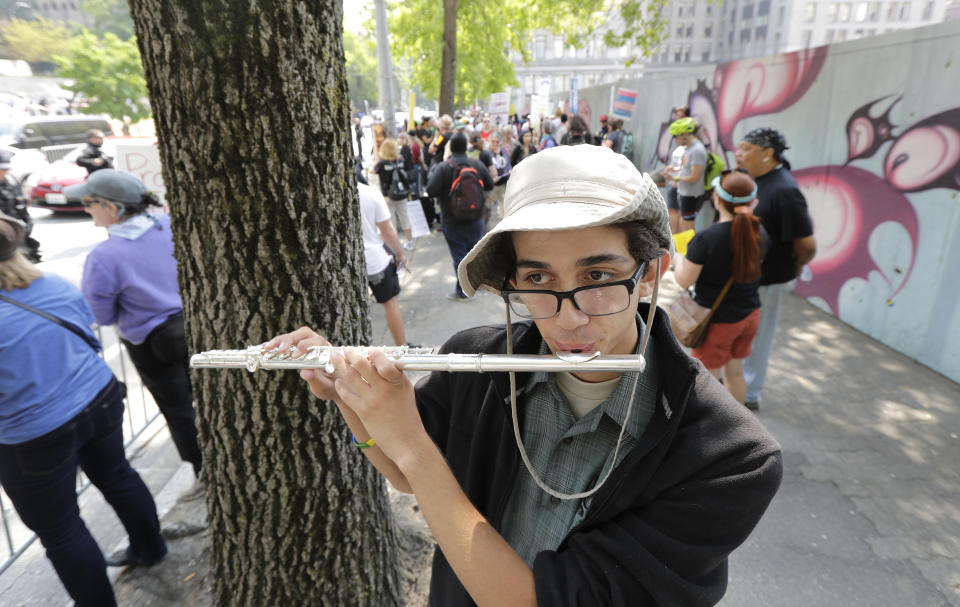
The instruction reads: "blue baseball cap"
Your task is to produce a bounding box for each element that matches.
[63,169,145,205]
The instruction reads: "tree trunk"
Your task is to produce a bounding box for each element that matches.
[127,1,401,604]
[439,0,458,116]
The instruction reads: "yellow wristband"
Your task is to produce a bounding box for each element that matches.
[352,436,375,449]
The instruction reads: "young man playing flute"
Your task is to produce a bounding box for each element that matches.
[266,145,782,607]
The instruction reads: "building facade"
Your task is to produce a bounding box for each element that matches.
[22,1,92,27]
[511,0,953,103]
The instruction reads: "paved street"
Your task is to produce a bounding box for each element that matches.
[3,206,959,606]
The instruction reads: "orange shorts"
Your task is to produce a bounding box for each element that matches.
[691,308,761,369]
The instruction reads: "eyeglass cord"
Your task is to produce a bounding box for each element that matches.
[505,257,661,501]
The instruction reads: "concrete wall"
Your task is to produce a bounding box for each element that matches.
[555,20,960,383]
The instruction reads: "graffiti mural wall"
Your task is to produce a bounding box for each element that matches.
[561,21,960,383]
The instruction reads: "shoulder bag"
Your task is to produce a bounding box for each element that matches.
[668,277,735,349]
[0,293,101,352]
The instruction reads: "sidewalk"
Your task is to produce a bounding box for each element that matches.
[6,228,957,606]
[378,230,960,607]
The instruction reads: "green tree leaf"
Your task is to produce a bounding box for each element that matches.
[0,18,77,64]
[55,30,151,121]
[80,0,136,38]
[343,29,379,112]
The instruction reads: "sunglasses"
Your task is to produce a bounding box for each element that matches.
[80,196,109,208]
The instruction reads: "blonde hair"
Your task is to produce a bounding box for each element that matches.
[0,251,42,292]
[379,138,400,161]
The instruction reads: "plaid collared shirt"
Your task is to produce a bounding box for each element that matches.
[499,317,661,566]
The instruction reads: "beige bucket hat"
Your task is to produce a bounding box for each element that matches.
[457,145,672,297]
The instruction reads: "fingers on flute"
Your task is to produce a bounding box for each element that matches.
[301,368,338,401]
[264,326,331,355]
[367,349,405,384]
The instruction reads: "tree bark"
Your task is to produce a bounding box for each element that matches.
[439,0,458,116]
[127,1,402,604]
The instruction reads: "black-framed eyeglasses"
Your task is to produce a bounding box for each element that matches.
[500,261,649,320]
[80,196,104,208]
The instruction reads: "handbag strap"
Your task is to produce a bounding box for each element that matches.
[708,277,736,314]
[0,293,101,352]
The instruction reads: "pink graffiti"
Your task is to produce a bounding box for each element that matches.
[884,109,960,192]
[714,47,829,150]
[847,117,876,161]
[688,81,721,154]
[844,95,899,163]
[792,166,918,312]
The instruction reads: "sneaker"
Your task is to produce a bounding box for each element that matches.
[104,546,167,568]
[446,291,470,303]
[405,342,422,349]
[744,400,759,411]
[402,240,416,251]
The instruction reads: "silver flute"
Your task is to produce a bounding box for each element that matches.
[190,345,646,374]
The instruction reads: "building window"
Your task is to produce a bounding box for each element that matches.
[741,28,753,42]
[778,5,786,25]
[869,2,882,20]
[825,29,836,42]
[805,2,817,20]
[922,1,933,19]
[758,0,771,16]
[677,25,684,37]
[705,24,713,36]
[684,45,692,62]
[686,25,693,37]
[829,2,839,20]
[855,2,868,20]
[900,1,910,20]
[675,48,683,62]
[887,1,898,19]
[837,29,848,40]
[803,29,813,46]
[535,37,545,59]
[839,2,852,21]
[744,4,755,19]
[702,48,711,62]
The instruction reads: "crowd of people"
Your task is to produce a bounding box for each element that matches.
[0,96,817,605]
[659,105,817,410]
[356,109,638,309]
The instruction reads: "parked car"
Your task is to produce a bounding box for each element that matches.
[30,139,118,212]
[0,115,114,149]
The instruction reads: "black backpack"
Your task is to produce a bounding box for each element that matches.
[387,163,411,200]
[447,159,485,222]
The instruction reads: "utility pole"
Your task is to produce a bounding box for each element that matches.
[373,0,397,137]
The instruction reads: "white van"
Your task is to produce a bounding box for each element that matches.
[0,115,114,149]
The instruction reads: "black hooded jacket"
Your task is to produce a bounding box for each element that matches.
[414,303,783,606]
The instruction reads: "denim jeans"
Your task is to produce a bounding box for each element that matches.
[0,378,166,607]
[442,218,485,297]
[743,281,795,403]
[122,314,202,475]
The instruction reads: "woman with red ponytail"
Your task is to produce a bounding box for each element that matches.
[673,170,769,406]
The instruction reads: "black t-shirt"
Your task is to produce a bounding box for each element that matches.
[373,160,408,199]
[753,167,814,285]
[686,222,770,323]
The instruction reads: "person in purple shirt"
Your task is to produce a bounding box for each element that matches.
[65,170,203,500]
[0,213,167,606]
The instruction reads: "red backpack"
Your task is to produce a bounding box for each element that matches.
[447,159,486,222]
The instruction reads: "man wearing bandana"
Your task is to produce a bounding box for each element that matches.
[734,128,817,410]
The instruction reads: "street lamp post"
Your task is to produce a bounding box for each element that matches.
[373,0,397,138]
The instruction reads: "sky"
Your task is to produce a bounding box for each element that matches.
[343,0,372,33]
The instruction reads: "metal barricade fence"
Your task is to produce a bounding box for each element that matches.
[0,325,162,576]
[40,143,83,163]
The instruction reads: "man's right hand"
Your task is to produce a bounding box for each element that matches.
[262,327,338,402]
